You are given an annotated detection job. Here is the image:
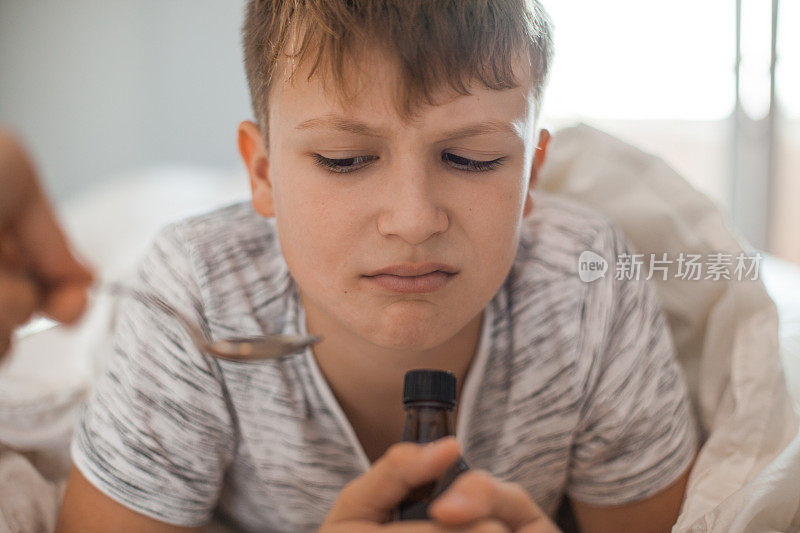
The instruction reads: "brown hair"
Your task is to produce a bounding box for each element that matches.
[242,0,554,144]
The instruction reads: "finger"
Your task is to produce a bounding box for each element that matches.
[0,133,94,289]
[40,281,90,324]
[0,268,40,358]
[380,518,509,532]
[0,334,10,359]
[2,228,92,325]
[0,267,40,328]
[2,229,90,325]
[0,232,25,268]
[5,201,94,324]
[322,518,509,533]
[429,471,550,531]
[12,193,94,286]
[0,131,41,226]
[323,437,461,525]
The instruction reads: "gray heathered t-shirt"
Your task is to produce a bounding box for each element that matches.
[71,192,697,532]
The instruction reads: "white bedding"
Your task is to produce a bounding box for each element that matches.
[1,127,798,532]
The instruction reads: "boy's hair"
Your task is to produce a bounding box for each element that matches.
[242,0,554,145]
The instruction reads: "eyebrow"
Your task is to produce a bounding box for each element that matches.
[296,114,385,137]
[295,114,521,141]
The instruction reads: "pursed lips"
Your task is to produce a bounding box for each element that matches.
[363,263,457,293]
[363,262,458,278]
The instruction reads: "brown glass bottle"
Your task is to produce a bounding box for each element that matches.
[391,369,470,521]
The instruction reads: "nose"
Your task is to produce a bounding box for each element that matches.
[376,165,449,245]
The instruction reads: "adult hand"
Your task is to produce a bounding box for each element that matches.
[320,437,560,532]
[0,130,94,357]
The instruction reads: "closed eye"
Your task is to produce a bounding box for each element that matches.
[312,154,377,173]
[442,153,505,172]
[311,152,506,174]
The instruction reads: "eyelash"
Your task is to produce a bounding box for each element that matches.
[311,153,506,174]
[312,154,377,174]
[442,153,505,172]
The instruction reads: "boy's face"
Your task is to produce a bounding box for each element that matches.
[239,50,549,352]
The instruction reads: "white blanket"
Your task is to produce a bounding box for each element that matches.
[1,128,798,532]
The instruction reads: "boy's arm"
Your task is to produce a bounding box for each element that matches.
[570,465,691,533]
[57,466,202,533]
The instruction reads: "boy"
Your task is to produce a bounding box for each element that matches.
[57,1,697,531]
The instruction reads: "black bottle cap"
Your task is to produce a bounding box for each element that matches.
[403,369,457,407]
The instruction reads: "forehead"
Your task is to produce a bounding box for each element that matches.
[268,48,537,140]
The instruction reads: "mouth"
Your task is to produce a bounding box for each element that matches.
[364,271,455,293]
[363,263,458,293]
[364,262,458,277]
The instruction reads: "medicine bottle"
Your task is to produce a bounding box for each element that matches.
[392,369,470,521]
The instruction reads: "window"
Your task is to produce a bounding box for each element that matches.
[541,0,799,265]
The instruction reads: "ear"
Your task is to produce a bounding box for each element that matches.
[523,128,551,218]
[238,121,275,217]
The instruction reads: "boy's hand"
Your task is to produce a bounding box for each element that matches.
[0,131,94,357]
[429,470,561,532]
[319,437,560,533]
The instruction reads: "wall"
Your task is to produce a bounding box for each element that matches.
[0,1,250,201]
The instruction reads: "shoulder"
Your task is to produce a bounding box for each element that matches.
[147,201,292,336]
[507,192,625,308]
[498,192,639,407]
[517,191,623,273]
[158,201,280,265]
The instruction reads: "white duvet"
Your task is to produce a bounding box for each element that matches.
[1,127,798,532]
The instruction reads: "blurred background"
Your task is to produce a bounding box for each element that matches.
[0,0,797,265]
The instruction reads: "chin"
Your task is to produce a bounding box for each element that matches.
[367,318,449,351]
[372,335,441,352]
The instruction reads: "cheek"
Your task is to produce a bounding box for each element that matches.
[273,176,363,288]
[465,180,526,259]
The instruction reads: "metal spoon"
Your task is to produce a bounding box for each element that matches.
[15,282,321,362]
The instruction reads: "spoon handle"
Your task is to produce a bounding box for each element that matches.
[14,315,58,340]
[14,282,195,341]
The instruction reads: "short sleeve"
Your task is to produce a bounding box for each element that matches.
[70,224,236,527]
[567,225,698,506]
